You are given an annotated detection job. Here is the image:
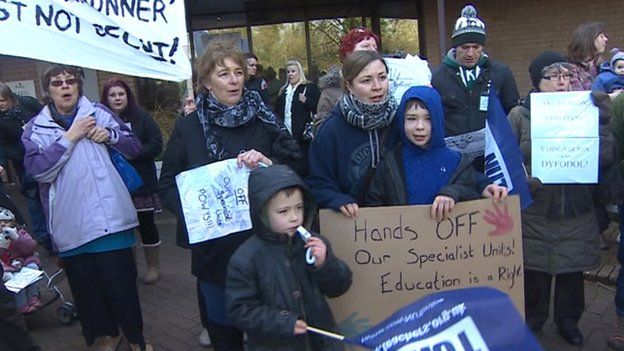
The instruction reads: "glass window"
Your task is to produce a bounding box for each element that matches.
[193,27,249,58]
[380,18,419,56]
[251,23,308,86]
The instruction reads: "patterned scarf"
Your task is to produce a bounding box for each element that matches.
[339,91,397,131]
[195,88,283,160]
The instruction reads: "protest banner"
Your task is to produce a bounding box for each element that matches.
[445,88,532,209]
[531,91,599,184]
[345,287,542,351]
[319,197,524,341]
[484,88,532,209]
[385,55,431,102]
[0,0,192,82]
[176,159,251,244]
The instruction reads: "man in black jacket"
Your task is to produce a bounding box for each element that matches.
[244,53,270,106]
[432,5,519,171]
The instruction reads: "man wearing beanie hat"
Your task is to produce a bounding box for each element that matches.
[432,4,519,171]
[507,50,619,346]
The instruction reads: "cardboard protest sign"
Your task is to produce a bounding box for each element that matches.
[531,92,599,183]
[346,287,542,351]
[319,197,524,340]
[0,0,192,82]
[386,55,431,102]
[176,159,251,244]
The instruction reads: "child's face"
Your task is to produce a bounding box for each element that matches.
[615,60,624,75]
[404,104,432,148]
[265,188,304,237]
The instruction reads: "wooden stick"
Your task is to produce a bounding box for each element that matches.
[306,326,345,341]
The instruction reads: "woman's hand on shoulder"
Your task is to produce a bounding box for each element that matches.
[64,116,96,142]
[339,203,359,218]
[236,149,272,169]
[431,196,455,221]
[482,184,508,202]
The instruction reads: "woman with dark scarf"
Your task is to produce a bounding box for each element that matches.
[101,78,163,284]
[364,86,505,219]
[306,50,399,218]
[158,40,304,351]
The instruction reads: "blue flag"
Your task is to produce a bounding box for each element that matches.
[345,287,542,351]
[484,89,533,209]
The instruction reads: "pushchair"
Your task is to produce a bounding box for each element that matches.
[5,264,78,324]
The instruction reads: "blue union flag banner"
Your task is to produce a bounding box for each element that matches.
[484,88,533,210]
[345,287,542,351]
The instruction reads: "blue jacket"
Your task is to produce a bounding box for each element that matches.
[592,62,624,93]
[305,105,398,210]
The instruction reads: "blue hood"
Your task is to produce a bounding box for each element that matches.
[396,86,447,150]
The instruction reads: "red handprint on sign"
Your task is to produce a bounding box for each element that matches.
[483,202,513,236]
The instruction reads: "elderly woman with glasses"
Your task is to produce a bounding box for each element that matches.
[22,65,152,351]
[507,52,617,346]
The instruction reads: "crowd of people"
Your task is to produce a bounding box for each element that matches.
[2,3,624,351]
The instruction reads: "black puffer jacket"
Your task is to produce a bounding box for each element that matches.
[122,108,163,197]
[0,96,41,165]
[226,165,352,351]
[158,112,305,284]
[431,53,519,137]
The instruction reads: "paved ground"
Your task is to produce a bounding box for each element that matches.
[7,182,623,351]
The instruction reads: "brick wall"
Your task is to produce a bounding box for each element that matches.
[421,0,623,96]
[0,55,42,99]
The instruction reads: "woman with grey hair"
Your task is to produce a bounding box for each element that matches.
[22,65,151,351]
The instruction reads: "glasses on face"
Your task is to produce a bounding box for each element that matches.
[542,73,572,81]
[49,78,78,87]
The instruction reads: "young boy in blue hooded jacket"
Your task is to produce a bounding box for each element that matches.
[365,85,507,219]
[226,164,352,351]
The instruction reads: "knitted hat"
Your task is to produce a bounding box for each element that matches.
[451,5,486,47]
[529,51,566,89]
[611,48,624,71]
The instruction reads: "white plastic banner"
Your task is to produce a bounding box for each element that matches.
[176,159,252,244]
[386,54,432,102]
[0,0,192,82]
[531,91,599,183]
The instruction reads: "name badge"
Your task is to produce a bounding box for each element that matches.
[479,96,489,112]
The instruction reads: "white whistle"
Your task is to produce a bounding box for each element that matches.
[296,226,316,266]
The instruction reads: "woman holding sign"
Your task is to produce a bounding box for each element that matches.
[22,65,151,351]
[307,50,399,218]
[507,51,617,346]
[158,40,304,351]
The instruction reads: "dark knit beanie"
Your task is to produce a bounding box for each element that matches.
[529,51,566,89]
[451,5,486,47]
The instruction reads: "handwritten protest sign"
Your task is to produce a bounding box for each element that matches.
[176,159,251,244]
[319,197,523,339]
[531,92,598,183]
[386,55,431,102]
[0,0,192,82]
[6,80,36,98]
